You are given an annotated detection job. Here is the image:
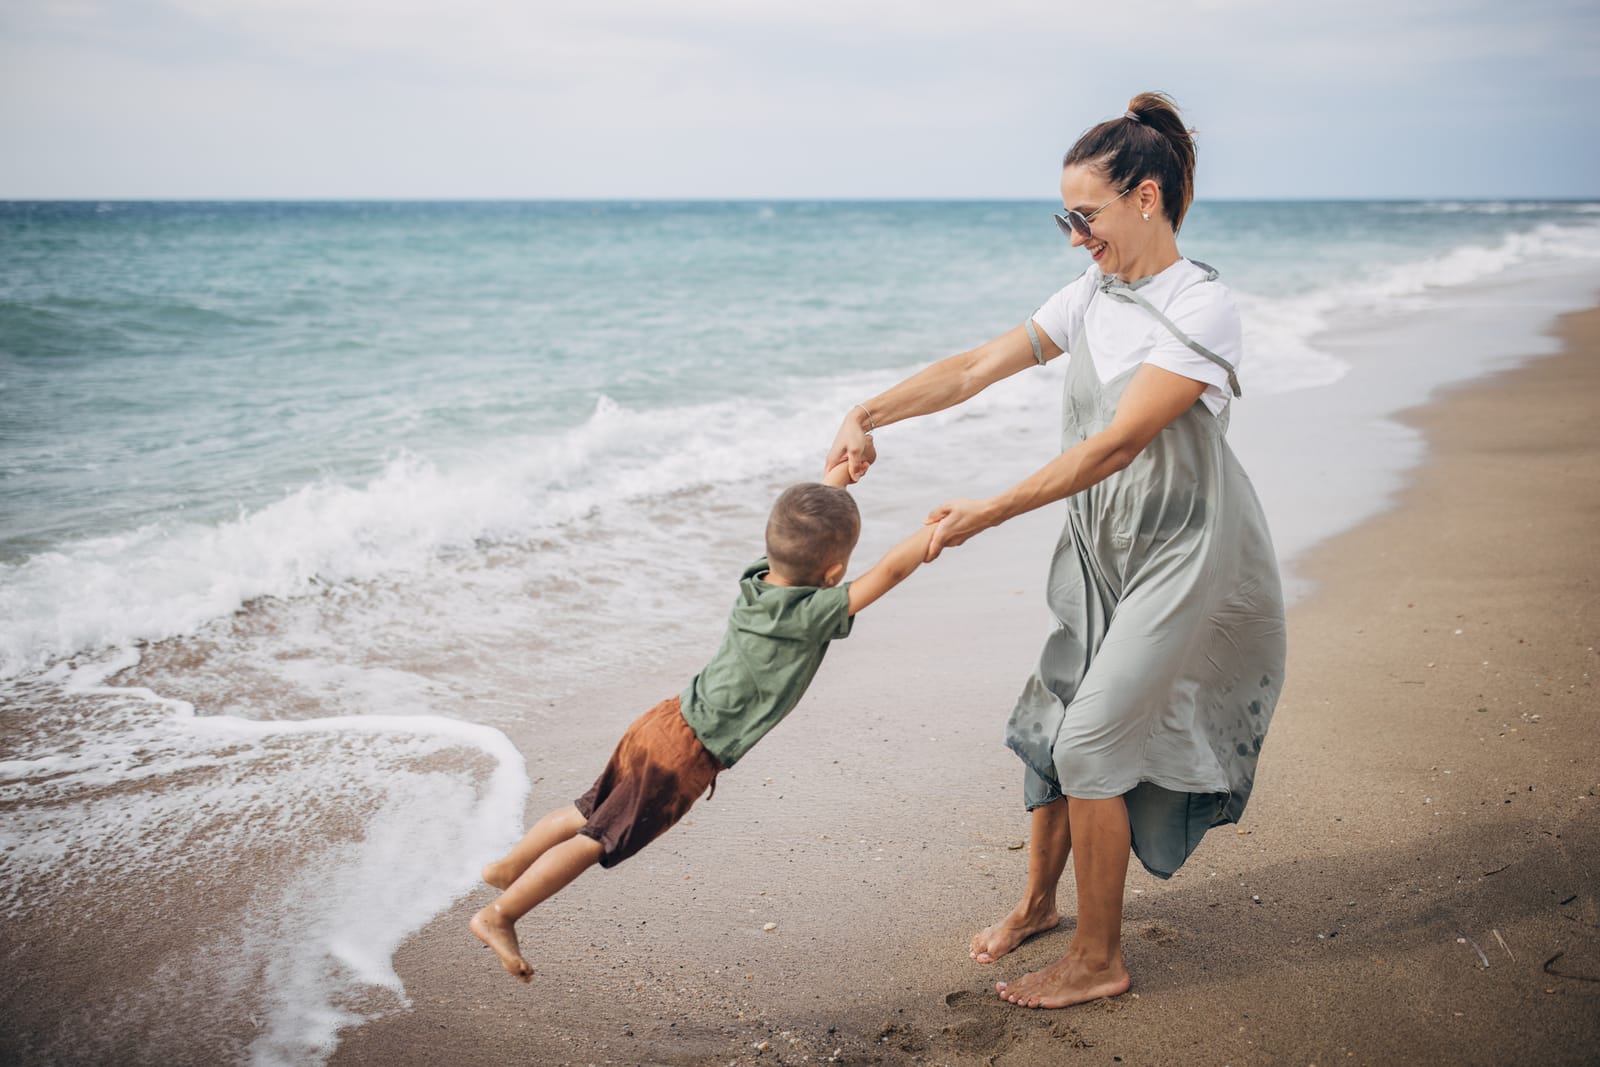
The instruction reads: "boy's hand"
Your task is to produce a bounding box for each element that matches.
[821,458,857,489]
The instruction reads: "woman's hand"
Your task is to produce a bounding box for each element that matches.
[925,497,1001,561]
[824,410,877,482]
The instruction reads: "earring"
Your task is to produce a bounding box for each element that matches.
[1142,212,1151,221]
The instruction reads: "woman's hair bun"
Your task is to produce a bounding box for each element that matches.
[1064,91,1197,232]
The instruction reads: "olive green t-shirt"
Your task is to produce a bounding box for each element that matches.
[679,558,854,768]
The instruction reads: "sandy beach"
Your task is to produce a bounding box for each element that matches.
[322,305,1599,1066]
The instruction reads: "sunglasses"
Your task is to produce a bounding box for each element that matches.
[1052,185,1135,240]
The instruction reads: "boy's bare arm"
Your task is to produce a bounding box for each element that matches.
[821,458,856,489]
[846,525,936,615]
[817,457,929,612]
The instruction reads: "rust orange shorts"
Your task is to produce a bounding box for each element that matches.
[575,695,722,868]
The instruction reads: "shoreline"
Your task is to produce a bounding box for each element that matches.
[327,304,1599,1065]
[1231,261,1600,600]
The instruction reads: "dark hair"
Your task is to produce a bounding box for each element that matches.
[765,483,861,585]
[1063,91,1196,233]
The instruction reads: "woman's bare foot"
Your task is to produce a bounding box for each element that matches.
[969,904,1061,964]
[481,860,515,891]
[471,905,532,983]
[994,948,1129,1009]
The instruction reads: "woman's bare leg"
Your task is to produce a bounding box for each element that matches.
[970,798,1070,963]
[482,804,587,889]
[995,794,1132,1008]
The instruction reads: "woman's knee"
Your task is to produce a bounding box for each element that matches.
[1052,745,1126,799]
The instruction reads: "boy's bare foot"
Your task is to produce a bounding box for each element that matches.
[969,905,1061,964]
[471,905,532,983]
[994,948,1129,1009]
[481,861,515,891]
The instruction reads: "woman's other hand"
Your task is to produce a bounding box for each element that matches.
[825,408,877,482]
[925,497,1000,560]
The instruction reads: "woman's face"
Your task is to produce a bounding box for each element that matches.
[1058,164,1157,279]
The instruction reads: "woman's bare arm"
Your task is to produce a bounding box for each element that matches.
[825,322,1064,480]
[924,364,1207,559]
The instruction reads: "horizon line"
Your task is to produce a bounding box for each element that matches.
[4,194,1598,205]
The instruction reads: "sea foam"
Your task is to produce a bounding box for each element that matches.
[0,652,529,1066]
[1235,220,1600,397]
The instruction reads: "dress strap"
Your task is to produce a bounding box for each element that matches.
[1096,270,1240,397]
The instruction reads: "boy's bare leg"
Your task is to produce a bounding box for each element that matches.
[995,795,1132,1008]
[471,833,604,982]
[483,805,587,889]
[970,798,1070,963]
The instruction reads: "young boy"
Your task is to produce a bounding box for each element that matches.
[471,462,935,982]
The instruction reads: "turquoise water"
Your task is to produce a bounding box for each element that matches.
[1,198,1598,1063]
[6,199,1599,563]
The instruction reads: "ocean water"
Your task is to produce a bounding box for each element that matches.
[2,199,1598,1062]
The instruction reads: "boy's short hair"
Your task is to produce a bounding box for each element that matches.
[765,483,861,585]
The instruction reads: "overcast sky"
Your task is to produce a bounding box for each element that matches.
[2,0,1596,200]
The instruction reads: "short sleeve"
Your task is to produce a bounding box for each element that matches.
[1031,269,1095,353]
[1142,280,1243,408]
[801,584,854,640]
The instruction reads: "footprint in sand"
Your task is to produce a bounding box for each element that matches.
[941,990,1010,1048]
[943,990,1095,1051]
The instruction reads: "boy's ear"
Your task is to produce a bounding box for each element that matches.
[823,560,848,588]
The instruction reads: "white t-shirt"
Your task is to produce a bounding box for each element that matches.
[1031,258,1242,417]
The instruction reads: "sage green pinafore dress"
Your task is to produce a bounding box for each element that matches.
[1007,265,1287,879]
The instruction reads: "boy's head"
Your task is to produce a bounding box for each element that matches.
[765,483,861,587]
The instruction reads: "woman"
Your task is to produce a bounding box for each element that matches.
[824,92,1287,1009]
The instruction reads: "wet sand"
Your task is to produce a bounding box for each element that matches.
[331,308,1600,1066]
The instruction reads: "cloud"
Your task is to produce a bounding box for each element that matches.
[1,0,1596,197]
